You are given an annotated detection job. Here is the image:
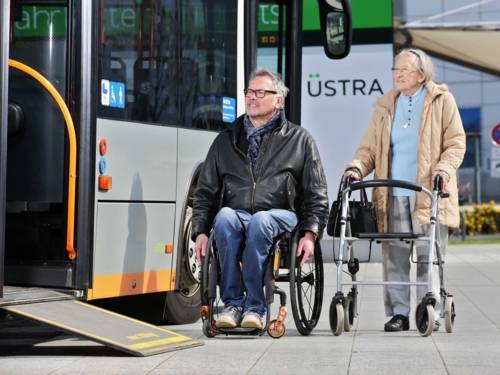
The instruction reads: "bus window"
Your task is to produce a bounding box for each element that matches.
[97,0,237,130]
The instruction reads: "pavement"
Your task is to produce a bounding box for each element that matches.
[1,243,500,374]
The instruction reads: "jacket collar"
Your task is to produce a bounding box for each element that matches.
[375,80,450,116]
[231,110,287,138]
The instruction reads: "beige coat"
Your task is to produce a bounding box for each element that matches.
[346,80,466,231]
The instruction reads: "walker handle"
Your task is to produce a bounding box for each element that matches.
[433,175,450,198]
[349,179,423,193]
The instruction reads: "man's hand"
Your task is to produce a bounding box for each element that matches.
[432,170,450,190]
[195,233,209,265]
[296,231,316,267]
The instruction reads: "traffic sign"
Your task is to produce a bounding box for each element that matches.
[491,123,500,146]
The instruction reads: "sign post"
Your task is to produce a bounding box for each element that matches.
[491,147,500,179]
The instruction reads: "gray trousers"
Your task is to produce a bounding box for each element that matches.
[382,196,448,317]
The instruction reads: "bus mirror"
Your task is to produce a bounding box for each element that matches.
[317,0,352,59]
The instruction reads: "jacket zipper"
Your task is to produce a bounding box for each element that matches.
[249,164,256,213]
[231,134,257,213]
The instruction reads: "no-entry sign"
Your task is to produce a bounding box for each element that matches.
[492,123,500,146]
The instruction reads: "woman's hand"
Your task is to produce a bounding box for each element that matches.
[342,169,361,182]
[432,170,450,190]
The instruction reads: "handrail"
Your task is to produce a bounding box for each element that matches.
[8,59,77,260]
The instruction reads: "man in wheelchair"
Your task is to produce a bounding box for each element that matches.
[192,69,328,330]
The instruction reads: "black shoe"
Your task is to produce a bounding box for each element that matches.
[384,315,410,332]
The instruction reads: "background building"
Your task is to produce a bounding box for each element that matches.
[395,0,500,203]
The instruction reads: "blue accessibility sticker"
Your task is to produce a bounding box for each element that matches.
[109,81,126,109]
[222,96,236,123]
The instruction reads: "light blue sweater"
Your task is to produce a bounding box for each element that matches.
[391,85,426,196]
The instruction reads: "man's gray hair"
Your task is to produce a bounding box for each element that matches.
[249,68,290,98]
[396,48,434,83]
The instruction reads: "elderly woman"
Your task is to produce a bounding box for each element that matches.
[344,48,465,332]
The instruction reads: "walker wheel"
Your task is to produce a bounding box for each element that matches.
[415,302,435,337]
[268,319,286,339]
[343,298,352,332]
[444,296,456,333]
[202,320,217,338]
[329,301,344,336]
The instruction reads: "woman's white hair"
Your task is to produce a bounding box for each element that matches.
[396,48,434,83]
[249,68,290,98]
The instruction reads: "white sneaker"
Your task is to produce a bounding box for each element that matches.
[215,306,242,328]
[241,311,264,330]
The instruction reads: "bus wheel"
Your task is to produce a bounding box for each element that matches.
[163,206,201,324]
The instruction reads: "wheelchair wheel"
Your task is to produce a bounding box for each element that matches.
[200,234,220,338]
[415,302,435,337]
[267,319,286,339]
[329,302,344,336]
[443,296,456,333]
[289,235,324,336]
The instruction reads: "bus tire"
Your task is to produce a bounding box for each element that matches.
[162,205,201,324]
[163,289,201,324]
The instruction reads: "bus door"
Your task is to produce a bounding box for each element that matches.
[254,0,302,124]
[5,1,74,289]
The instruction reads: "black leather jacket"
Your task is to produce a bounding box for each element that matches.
[192,112,328,239]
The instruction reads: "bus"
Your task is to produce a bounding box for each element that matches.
[0,0,351,340]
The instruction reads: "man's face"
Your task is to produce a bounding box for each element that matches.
[245,76,283,123]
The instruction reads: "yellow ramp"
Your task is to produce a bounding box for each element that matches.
[3,299,202,356]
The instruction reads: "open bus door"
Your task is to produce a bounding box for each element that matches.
[0,1,201,356]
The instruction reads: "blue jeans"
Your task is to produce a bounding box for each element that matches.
[213,207,298,315]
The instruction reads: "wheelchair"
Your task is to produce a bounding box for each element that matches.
[200,229,324,338]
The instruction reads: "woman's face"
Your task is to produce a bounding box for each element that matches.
[393,54,425,95]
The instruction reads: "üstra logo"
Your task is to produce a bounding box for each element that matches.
[306,73,384,97]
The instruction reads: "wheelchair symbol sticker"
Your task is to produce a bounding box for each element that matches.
[101,79,125,109]
[101,80,110,106]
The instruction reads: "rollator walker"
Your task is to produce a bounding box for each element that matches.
[329,176,456,337]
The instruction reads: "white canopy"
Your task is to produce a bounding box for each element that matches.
[395,24,500,77]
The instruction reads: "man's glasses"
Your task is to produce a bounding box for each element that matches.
[243,88,277,98]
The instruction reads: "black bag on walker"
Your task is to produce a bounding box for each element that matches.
[327,180,377,236]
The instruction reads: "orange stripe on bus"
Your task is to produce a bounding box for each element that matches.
[87,269,176,300]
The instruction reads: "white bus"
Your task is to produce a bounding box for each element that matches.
[0,0,351,333]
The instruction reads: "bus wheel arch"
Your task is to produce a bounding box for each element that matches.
[163,164,203,324]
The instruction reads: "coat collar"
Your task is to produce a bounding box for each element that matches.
[375,80,450,116]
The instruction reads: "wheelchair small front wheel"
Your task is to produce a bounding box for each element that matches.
[267,319,286,339]
[202,319,217,338]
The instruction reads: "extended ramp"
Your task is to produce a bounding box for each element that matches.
[1,287,202,356]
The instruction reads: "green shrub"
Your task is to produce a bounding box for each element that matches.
[462,201,500,236]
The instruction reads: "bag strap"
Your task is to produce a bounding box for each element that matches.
[359,187,369,205]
